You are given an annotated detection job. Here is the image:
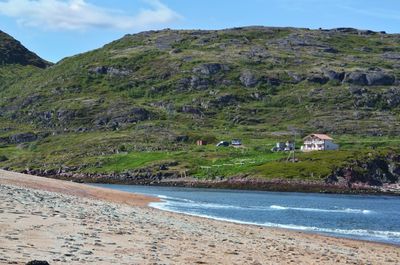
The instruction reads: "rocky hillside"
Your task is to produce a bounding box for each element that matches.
[0,30,50,68]
[1,27,400,137]
[0,27,400,191]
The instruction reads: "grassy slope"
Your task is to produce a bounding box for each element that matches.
[0,27,399,181]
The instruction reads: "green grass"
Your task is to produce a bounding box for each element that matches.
[252,150,356,180]
[89,152,175,173]
[1,27,400,180]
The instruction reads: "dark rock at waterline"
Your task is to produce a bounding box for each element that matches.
[26,261,50,265]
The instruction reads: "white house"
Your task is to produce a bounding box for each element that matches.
[301,134,339,152]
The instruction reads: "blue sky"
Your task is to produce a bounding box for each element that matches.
[1,0,399,62]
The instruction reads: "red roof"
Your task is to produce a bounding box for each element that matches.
[304,134,333,140]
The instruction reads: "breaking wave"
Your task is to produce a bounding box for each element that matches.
[269,205,372,214]
[156,195,372,214]
[149,196,399,244]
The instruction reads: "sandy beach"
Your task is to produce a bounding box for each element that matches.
[0,170,399,264]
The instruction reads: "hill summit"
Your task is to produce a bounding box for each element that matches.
[0,30,50,68]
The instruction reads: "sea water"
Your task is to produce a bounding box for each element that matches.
[91,184,400,245]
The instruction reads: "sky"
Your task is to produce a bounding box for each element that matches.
[1,0,399,63]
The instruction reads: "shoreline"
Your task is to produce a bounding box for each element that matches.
[149,200,400,248]
[0,169,159,207]
[21,169,400,196]
[1,170,399,264]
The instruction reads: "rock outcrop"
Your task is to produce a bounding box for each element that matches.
[326,153,400,188]
[343,70,396,86]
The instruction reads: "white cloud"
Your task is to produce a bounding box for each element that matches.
[0,0,181,30]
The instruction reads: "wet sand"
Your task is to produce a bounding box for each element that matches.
[1,170,399,264]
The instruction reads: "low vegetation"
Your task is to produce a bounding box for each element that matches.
[0,27,400,184]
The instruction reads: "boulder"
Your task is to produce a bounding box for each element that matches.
[323,70,345,82]
[240,70,259,87]
[211,94,239,107]
[181,106,203,115]
[262,76,282,86]
[130,107,151,121]
[21,94,43,108]
[344,70,395,86]
[287,72,305,83]
[57,109,76,123]
[382,52,400,60]
[192,63,229,76]
[348,86,366,95]
[323,47,339,53]
[343,71,368,86]
[307,74,329,84]
[366,71,395,86]
[89,66,108,74]
[177,78,191,91]
[89,66,131,76]
[190,76,212,90]
[175,135,189,142]
[383,88,400,108]
[26,260,50,265]
[9,132,37,143]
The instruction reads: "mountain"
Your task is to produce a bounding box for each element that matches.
[0,27,400,192]
[0,30,50,68]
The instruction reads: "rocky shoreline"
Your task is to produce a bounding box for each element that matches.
[18,169,400,195]
[16,151,400,195]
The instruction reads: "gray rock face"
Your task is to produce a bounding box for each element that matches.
[89,66,131,76]
[331,28,378,35]
[192,63,230,76]
[155,33,182,50]
[323,47,339,53]
[129,107,151,121]
[57,109,76,123]
[344,70,395,86]
[21,94,43,108]
[366,71,396,86]
[240,70,259,87]
[190,76,211,90]
[211,94,239,107]
[180,106,203,116]
[307,74,329,84]
[9,132,37,143]
[323,70,345,82]
[344,71,369,86]
[94,107,152,129]
[287,72,305,83]
[383,88,400,108]
[382,52,400,60]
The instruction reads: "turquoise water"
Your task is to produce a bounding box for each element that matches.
[91,184,400,245]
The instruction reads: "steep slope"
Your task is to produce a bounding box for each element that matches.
[0,27,400,190]
[1,27,400,136]
[0,30,50,68]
